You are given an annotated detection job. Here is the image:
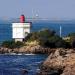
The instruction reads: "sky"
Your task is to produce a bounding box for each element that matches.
[0,0,75,20]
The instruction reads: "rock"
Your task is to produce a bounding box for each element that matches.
[61,64,75,75]
[55,63,75,75]
[0,45,53,54]
[21,69,28,75]
[18,45,53,54]
[40,48,75,75]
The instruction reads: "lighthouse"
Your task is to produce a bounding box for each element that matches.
[12,15,31,42]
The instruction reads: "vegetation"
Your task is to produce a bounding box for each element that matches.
[2,29,75,49]
[26,28,68,48]
[68,33,75,48]
[1,40,24,49]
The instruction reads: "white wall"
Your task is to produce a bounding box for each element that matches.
[12,27,24,38]
[12,23,31,39]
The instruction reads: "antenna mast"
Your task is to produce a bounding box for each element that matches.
[60,25,62,37]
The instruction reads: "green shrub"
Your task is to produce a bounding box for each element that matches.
[68,32,75,48]
[1,40,24,49]
[15,41,24,48]
[27,29,69,48]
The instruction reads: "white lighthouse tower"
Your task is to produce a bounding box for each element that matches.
[12,15,31,42]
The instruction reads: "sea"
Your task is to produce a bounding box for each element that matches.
[0,20,75,75]
[0,20,75,43]
[0,54,47,75]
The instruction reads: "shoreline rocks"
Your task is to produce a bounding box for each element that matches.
[0,46,75,75]
[0,45,54,54]
[39,48,75,75]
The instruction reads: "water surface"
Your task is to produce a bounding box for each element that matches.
[0,54,47,75]
[0,21,75,42]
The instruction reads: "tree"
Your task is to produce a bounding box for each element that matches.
[2,40,24,49]
[68,32,75,48]
[25,28,69,48]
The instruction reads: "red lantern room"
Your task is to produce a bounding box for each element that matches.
[20,15,25,23]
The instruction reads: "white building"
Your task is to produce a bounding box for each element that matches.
[12,23,31,42]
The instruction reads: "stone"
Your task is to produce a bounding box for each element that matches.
[40,48,75,75]
[21,69,28,75]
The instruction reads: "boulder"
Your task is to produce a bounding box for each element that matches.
[40,48,75,75]
[21,69,28,75]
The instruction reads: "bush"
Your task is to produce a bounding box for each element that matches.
[1,40,24,49]
[15,41,24,48]
[38,28,55,38]
[2,41,15,48]
[26,28,55,41]
[68,32,75,48]
[68,33,75,37]
[29,29,67,48]
[26,28,71,48]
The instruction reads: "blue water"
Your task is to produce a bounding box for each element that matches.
[0,54,47,75]
[0,24,12,43]
[0,21,75,75]
[32,21,75,36]
[0,21,75,42]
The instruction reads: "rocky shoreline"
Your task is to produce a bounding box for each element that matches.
[0,45,54,54]
[1,45,75,75]
[38,48,75,75]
